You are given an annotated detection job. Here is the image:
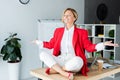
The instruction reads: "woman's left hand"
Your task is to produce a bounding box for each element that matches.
[104,41,119,47]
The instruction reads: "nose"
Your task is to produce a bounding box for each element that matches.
[64,15,68,18]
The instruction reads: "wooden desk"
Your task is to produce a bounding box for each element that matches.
[30,65,120,80]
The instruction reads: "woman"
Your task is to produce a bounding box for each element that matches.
[32,8,119,80]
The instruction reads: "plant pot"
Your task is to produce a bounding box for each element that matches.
[8,62,20,80]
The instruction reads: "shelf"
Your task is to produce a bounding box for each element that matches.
[78,24,120,78]
[95,25,104,36]
[104,50,114,52]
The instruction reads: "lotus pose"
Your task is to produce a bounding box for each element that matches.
[32,8,119,80]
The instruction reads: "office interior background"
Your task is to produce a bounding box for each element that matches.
[0,0,120,80]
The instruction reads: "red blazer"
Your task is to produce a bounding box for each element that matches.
[43,26,96,76]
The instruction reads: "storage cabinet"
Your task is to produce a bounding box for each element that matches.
[77,24,120,78]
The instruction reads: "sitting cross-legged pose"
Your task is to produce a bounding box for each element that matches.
[32,8,119,80]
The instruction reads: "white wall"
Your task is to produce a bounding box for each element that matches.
[0,0,84,80]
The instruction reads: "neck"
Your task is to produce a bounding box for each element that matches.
[66,23,74,30]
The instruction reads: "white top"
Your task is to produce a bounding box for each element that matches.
[60,26,76,61]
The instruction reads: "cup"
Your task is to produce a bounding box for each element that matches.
[97,60,103,72]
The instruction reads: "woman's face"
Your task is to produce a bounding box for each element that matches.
[63,10,75,25]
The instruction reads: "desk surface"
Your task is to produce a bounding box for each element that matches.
[30,65,120,80]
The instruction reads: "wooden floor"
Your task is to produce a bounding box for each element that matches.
[30,65,120,80]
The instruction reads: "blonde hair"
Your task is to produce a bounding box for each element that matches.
[62,8,78,23]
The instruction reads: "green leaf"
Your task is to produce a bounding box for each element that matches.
[9,53,17,61]
[6,45,14,54]
[4,38,9,41]
[12,33,17,37]
[1,45,7,54]
[3,53,10,61]
[13,38,21,41]
[15,48,22,61]
[17,42,21,48]
[10,38,21,47]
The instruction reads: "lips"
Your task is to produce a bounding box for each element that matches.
[64,19,69,23]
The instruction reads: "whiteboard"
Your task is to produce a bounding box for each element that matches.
[38,20,64,41]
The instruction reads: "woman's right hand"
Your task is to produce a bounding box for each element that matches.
[32,40,40,45]
[32,40,43,48]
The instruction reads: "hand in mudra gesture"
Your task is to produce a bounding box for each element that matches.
[104,41,119,47]
[32,39,40,45]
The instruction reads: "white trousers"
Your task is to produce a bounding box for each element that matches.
[39,51,83,72]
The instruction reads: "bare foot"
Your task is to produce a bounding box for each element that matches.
[62,66,66,71]
[49,68,58,74]
[67,72,74,80]
[45,68,58,75]
[47,64,74,80]
[62,67,74,80]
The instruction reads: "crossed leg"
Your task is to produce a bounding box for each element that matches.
[39,51,83,80]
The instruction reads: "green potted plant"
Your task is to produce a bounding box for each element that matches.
[0,33,22,80]
[0,33,22,62]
